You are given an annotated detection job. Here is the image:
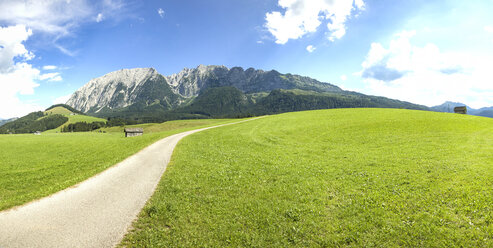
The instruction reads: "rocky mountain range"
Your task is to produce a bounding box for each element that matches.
[64,65,435,123]
[4,66,491,132]
[66,65,342,114]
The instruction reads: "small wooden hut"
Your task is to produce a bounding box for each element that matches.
[124,128,144,137]
[454,106,467,114]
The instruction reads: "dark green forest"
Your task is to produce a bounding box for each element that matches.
[0,112,68,134]
[61,122,106,132]
[88,87,430,125]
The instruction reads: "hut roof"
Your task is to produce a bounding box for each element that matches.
[124,128,144,133]
[454,106,467,110]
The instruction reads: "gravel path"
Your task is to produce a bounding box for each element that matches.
[0,119,257,248]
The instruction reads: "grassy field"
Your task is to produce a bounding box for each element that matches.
[44,106,73,115]
[43,114,107,133]
[121,109,493,247]
[100,119,230,133]
[0,119,237,211]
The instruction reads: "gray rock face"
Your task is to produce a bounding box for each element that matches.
[165,65,342,98]
[67,65,342,113]
[67,68,162,113]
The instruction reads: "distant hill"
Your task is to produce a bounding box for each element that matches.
[431,101,493,117]
[65,65,429,123]
[0,112,68,134]
[475,109,493,118]
[0,117,18,127]
[431,101,470,113]
[0,105,106,134]
[43,105,106,133]
[45,104,85,115]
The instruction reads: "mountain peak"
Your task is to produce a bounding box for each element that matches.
[66,67,163,113]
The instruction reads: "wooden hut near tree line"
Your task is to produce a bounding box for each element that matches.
[124,128,144,137]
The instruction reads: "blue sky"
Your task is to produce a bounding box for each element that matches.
[1,0,492,118]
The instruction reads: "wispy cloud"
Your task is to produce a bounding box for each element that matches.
[43,65,58,70]
[54,44,78,57]
[0,0,126,37]
[52,93,73,105]
[39,72,63,82]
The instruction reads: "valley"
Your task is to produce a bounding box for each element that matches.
[1,106,492,247]
[0,66,491,248]
[2,1,492,247]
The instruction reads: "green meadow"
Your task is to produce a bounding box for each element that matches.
[121,109,493,247]
[0,119,236,211]
[43,107,107,133]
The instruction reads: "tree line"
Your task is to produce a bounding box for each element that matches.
[61,122,106,132]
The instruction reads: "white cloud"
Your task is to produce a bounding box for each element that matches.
[0,1,126,118]
[0,0,125,36]
[43,65,58,70]
[53,93,73,105]
[158,8,165,18]
[340,75,347,81]
[0,25,43,118]
[359,31,493,108]
[96,13,104,23]
[306,45,316,52]
[0,25,34,73]
[265,0,365,44]
[0,25,68,118]
[39,72,63,82]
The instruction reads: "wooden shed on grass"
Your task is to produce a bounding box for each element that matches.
[454,106,467,114]
[124,128,144,137]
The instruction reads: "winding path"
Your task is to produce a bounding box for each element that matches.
[0,118,258,248]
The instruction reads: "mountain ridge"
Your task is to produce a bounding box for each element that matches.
[65,65,493,124]
[66,65,343,114]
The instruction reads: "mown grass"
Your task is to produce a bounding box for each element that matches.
[0,119,238,211]
[43,114,107,133]
[121,109,493,247]
[44,106,73,115]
